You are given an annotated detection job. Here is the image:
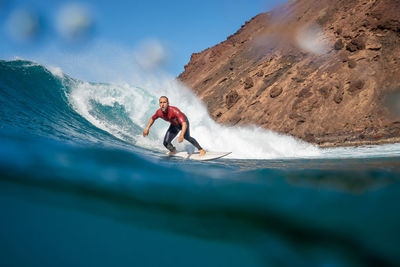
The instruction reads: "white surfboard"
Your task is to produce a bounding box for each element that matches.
[167,151,231,161]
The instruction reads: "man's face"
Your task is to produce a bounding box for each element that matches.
[159,97,169,112]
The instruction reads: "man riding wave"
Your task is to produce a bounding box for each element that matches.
[143,96,206,156]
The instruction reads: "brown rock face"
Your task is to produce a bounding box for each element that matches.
[178,0,400,147]
[270,87,283,98]
[225,90,240,109]
[334,39,344,50]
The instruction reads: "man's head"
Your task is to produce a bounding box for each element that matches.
[159,96,169,112]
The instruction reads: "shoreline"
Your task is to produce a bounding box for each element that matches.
[316,137,400,148]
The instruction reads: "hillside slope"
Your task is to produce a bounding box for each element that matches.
[178,0,400,146]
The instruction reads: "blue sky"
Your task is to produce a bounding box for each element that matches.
[0,0,287,80]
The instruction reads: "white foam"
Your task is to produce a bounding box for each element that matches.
[67,80,165,150]
[12,56,27,61]
[318,143,400,159]
[67,75,400,160]
[47,65,65,78]
[67,75,322,159]
[10,57,40,67]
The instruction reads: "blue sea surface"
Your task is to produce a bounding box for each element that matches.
[1,59,400,266]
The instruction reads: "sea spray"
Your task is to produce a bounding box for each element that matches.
[67,71,321,159]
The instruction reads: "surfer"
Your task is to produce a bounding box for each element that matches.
[143,96,206,156]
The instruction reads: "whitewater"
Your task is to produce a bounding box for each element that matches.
[1,59,400,267]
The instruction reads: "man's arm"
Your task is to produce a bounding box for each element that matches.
[171,107,187,143]
[178,122,187,143]
[143,118,155,137]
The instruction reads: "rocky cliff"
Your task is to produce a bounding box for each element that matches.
[178,0,400,147]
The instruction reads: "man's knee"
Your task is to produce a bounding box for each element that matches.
[163,140,169,148]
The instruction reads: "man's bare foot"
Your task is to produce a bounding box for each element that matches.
[168,148,177,155]
[199,149,206,156]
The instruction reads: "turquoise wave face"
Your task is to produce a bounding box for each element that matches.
[0,59,145,147]
[1,59,400,266]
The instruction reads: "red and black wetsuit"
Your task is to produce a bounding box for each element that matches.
[152,106,203,152]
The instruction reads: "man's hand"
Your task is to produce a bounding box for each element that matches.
[179,122,187,143]
[143,128,149,137]
[143,118,154,137]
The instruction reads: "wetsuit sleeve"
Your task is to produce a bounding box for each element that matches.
[151,109,160,120]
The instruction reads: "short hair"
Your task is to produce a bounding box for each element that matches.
[159,96,169,103]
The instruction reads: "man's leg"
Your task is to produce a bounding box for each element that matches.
[183,121,205,155]
[163,124,179,153]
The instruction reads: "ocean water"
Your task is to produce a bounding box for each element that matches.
[1,59,400,267]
